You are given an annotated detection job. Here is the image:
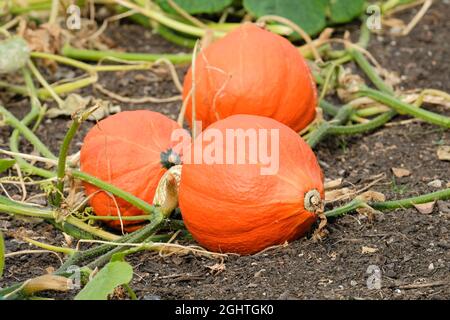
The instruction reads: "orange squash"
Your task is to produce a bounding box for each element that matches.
[80,110,189,230]
[178,115,324,255]
[182,23,317,133]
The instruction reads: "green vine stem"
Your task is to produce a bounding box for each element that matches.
[54,108,94,206]
[61,45,192,64]
[57,209,164,273]
[0,105,56,160]
[359,87,450,128]
[326,188,450,218]
[328,110,396,135]
[0,196,118,241]
[114,0,225,38]
[9,68,55,178]
[70,170,156,215]
[86,211,165,269]
[307,103,354,148]
[114,5,197,49]
[350,49,394,95]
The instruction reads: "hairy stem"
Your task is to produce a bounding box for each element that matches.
[359,87,450,128]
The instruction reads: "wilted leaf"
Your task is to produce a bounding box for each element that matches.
[46,94,121,121]
[0,37,30,74]
[243,0,328,36]
[356,191,386,203]
[324,178,343,190]
[156,0,233,14]
[20,23,63,54]
[413,201,435,215]
[75,261,133,300]
[391,167,411,178]
[437,146,450,161]
[329,0,366,24]
[22,274,72,295]
[325,187,354,202]
[361,246,378,254]
[0,231,4,278]
[0,159,16,174]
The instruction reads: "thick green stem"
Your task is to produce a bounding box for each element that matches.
[350,49,394,95]
[71,170,156,215]
[9,68,55,178]
[115,0,225,38]
[114,5,197,49]
[62,45,192,64]
[307,103,354,148]
[54,120,81,206]
[325,188,450,218]
[0,105,56,160]
[371,188,450,211]
[0,195,118,241]
[360,87,450,128]
[325,199,366,218]
[87,211,164,269]
[57,209,164,272]
[328,110,396,135]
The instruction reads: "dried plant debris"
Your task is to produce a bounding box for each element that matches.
[46,93,121,120]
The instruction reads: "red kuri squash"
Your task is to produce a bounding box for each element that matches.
[182,23,317,132]
[80,110,189,230]
[178,115,324,255]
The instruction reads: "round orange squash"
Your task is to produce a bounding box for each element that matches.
[182,23,317,133]
[178,115,324,255]
[80,110,189,230]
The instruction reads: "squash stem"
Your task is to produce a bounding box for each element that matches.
[54,119,82,207]
[0,196,118,241]
[61,44,192,64]
[307,103,354,148]
[350,49,394,95]
[359,87,450,128]
[9,68,55,178]
[325,188,450,218]
[328,110,396,135]
[0,105,56,160]
[70,170,157,216]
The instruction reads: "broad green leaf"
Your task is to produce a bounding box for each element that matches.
[243,0,328,36]
[0,231,5,279]
[156,0,233,14]
[0,159,16,174]
[0,37,30,74]
[74,261,133,300]
[329,0,366,24]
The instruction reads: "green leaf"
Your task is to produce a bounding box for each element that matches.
[0,159,16,174]
[0,37,30,74]
[74,261,133,300]
[329,0,366,23]
[0,231,5,279]
[156,0,233,14]
[243,0,328,36]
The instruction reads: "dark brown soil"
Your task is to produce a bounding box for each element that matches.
[0,1,449,300]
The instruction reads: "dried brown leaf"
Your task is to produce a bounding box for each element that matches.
[413,201,435,215]
[392,167,411,178]
[437,146,450,161]
[325,187,354,202]
[356,191,386,203]
[324,178,343,190]
[361,246,378,254]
